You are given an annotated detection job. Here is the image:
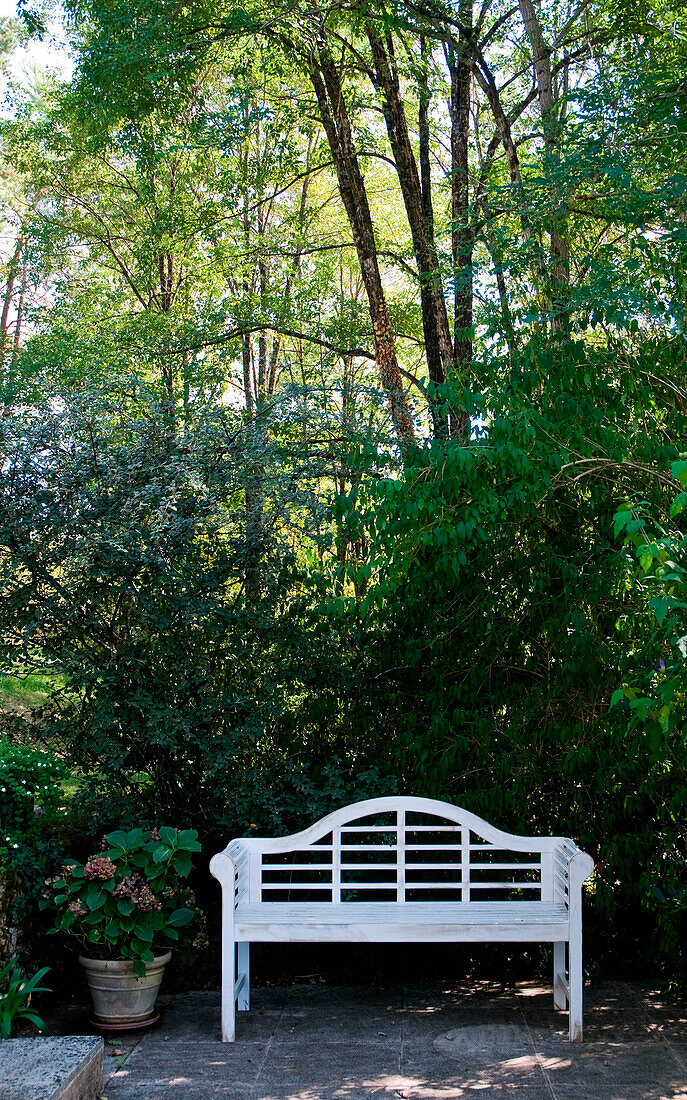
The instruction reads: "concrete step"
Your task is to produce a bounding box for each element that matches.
[0,1036,103,1100]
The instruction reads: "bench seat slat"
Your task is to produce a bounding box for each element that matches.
[238,901,567,919]
[235,901,570,943]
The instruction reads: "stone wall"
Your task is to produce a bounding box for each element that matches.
[0,872,21,966]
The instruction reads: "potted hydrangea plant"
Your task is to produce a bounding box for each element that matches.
[41,826,200,1030]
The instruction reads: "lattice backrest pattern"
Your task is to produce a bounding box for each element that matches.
[254,798,553,904]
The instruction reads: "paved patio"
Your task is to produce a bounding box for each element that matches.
[90,980,687,1099]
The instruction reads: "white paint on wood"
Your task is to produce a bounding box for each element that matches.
[210,796,594,1045]
[237,943,250,1011]
[397,808,406,903]
[553,941,567,1009]
[461,828,470,903]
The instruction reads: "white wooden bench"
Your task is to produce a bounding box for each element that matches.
[210,796,594,1042]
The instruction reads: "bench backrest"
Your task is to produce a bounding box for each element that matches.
[239,797,566,905]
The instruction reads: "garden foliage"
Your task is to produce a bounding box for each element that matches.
[0,0,686,984]
[41,827,200,974]
[322,334,687,972]
[0,957,50,1038]
[0,738,66,933]
[0,389,395,846]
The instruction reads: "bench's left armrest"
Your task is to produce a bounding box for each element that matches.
[210,840,250,909]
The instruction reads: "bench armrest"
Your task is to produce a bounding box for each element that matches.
[210,840,250,909]
[553,841,595,906]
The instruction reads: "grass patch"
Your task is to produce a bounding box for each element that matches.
[0,672,63,710]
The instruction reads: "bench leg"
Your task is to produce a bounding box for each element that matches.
[569,925,583,1042]
[220,908,236,1042]
[553,941,567,1010]
[237,942,250,1011]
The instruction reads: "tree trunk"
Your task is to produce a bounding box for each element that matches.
[158,252,174,313]
[518,0,570,334]
[242,170,256,416]
[10,256,27,374]
[418,38,434,239]
[472,49,548,308]
[367,28,457,438]
[307,34,415,446]
[2,239,25,414]
[242,333,254,416]
[0,234,23,365]
[258,259,268,400]
[446,3,473,436]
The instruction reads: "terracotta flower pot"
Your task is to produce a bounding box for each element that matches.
[79,950,171,1030]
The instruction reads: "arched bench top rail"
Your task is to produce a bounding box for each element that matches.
[215,796,571,857]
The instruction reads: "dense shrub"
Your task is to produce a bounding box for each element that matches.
[0,389,396,851]
[318,336,687,977]
[0,738,66,955]
[610,473,687,979]
[2,336,687,981]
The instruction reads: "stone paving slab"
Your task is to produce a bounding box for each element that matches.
[94,981,687,1099]
[0,1036,103,1100]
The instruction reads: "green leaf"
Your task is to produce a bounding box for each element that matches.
[106,830,129,851]
[670,493,687,518]
[613,508,635,538]
[85,886,106,911]
[19,1012,49,1035]
[177,830,201,852]
[172,853,192,877]
[671,460,687,486]
[649,596,687,625]
[167,907,194,928]
[20,967,51,994]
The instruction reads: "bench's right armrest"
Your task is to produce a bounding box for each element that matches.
[553,840,595,906]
